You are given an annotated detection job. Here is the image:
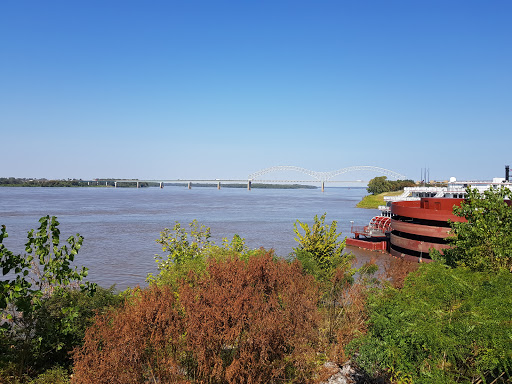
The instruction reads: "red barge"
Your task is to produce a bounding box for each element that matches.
[347,167,512,262]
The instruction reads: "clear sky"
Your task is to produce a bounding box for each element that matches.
[1,1,510,182]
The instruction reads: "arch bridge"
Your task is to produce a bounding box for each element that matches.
[248,165,407,190]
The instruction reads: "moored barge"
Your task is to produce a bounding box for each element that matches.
[347,166,512,262]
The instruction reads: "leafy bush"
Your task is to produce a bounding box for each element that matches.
[293,214,382,363]
[0,365,70,384]
[72,252,321,384]
[31,286,122,370]
[350,262,512,383]
[28,366,69,384]
[293,213,347,280]
[148,220,263,287]
[437,186,512,272]
[0,216,97,378]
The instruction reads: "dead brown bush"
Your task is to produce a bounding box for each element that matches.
[72,252,321,384]
[72,285,188,384]
[180,252,321,383]
[382,256,419,289]
[322,261,376,364]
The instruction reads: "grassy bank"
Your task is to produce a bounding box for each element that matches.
[356,190,404,209]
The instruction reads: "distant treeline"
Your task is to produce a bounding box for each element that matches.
[0,178,90,187]
[0,178,145,188]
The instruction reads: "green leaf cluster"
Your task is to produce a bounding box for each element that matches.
[1,216,95,328]
[31,286,122,370]
[350,262,512,383]
[293,213,348,280]
[438,186,512,272]
[0,365,70,384]
[148,220,262,286]
[0,216,98,377]
[366,176,415,195]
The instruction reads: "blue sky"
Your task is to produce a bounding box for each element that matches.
[1,1,510,182]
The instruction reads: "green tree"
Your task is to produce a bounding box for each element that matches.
[293,213,347,280]
[366,176,415,195]
[436,186,512,272]
[366,176,390,195]
[0,216,96,376]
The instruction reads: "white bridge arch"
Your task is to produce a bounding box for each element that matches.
[248,166,407,182]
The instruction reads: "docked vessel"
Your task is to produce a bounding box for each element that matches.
[347,167,512,262]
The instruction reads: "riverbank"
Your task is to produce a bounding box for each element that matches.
[356,190,403,209]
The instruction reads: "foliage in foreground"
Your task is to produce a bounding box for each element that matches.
[0,215,423,383]
[0,365,70,384]
[293,212,384,365]
[350,262,512,383]
[293,213,347,280]
[0,286,122,380]
[437,186,512,272]
[0,216,103,378]
[72,252,321,384]
[147,219,265,287]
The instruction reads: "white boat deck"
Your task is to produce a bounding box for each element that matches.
[383,179,512,203]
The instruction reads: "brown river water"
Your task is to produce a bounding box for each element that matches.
[0,186,391,290]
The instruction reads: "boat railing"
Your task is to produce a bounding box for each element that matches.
[351,216,391,238]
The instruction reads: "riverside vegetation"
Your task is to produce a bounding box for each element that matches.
[1,187,512,383]
[357,176,449,209]
[357,176,416,209]
[356,190,403,209]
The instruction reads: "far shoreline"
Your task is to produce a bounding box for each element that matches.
[356,190,403,209]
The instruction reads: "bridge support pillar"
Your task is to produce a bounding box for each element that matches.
[247,180,252,190]
[137,182,140,188]
[188,182,192,189]
[217,181,221,190]
[321,181,325,192]
[160,182,164,189]
[115,182,117,188]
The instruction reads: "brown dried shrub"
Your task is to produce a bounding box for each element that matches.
[323,260,377,364]
[72,285,189,384]
[330,281,370,363]
[72,252,321,384]
[382,256,419,289]
[180,252,321,383]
